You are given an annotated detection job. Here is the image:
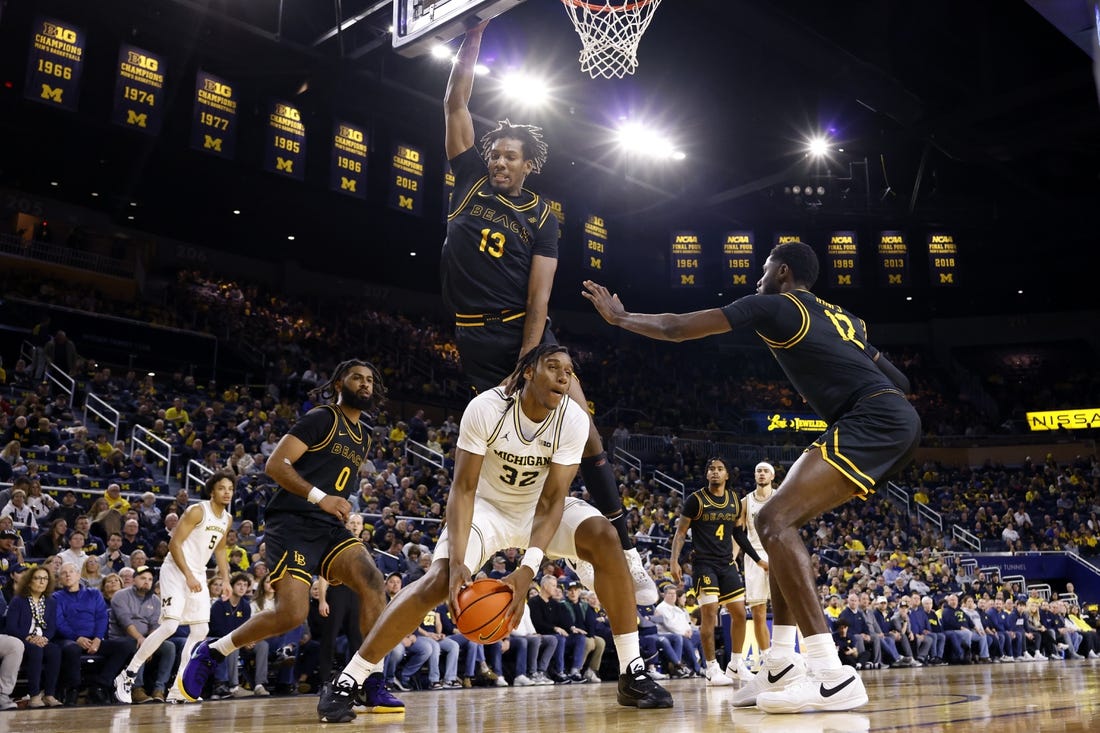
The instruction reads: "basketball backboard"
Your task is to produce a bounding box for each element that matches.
[392,0,528,57]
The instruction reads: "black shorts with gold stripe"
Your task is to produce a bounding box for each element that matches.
[263,513,363,587]
[809,389,921,499]
[454,310,556,394]
[693,560,745,604]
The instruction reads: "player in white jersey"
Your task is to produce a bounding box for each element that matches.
[114,470,233,704]
[318,345,672,722]
[743,461,777,664]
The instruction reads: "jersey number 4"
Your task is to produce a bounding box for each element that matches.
[499,465,538,487]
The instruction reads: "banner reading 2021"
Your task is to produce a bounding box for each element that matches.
[25,16,86,111]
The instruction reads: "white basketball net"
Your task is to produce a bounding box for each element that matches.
[560,0,663,79]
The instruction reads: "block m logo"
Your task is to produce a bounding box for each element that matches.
[939,273,954,284]
[276,157,294,173]
[732,274,747,285]
[588,257,602,270]
[680,274,695,286]
[888,274,902,285]
[340,177,357,192]
[836,274,852,285]
[398,195,414,210]
[40,84,64,103]
[203,135,223,152]
[126,110,148,128]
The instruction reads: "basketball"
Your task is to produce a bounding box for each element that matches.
[455,578,514,644]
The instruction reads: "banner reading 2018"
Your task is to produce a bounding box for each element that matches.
[264,100,306,181]
[928,232,959,286]
[25,15,86,111]
[112,44,166,135]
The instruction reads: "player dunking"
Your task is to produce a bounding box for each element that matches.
[441,20,656,606]
[744,461,777,664]
[180,360,389,701]
[584,241,920,713]
[114,470,234,704]
[316,345,673,723]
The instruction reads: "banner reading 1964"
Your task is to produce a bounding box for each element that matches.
[671,231,702,287]
[25,15,86,111]
[264,100,306,181]
[723,231,755,288]
[583,214,607,272]
[389,143,423,215]
[330,120,368,199]
[112,44,165,135]
[927,232,959,286]
[826,230,859,287]
[190,70,238,159]
[877,230,909,287]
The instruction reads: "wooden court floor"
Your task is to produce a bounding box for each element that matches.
[8,659,1099,732]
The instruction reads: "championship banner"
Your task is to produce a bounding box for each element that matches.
[773,231,803,247]
[826,230,859,287]
[722,231,755,288]
[25,16,86,111]
[330,120,368,199]
[749,411,827,433]
[877,230,910,287]
[583,214,608,272]
[111,44,165,135]
[544,197,565,240]
[442,161,455,221]
[927,232,959,286]
[263,100,306,181]
[388,142,423,215]
[671,231,702,288]
[190,70,239,159]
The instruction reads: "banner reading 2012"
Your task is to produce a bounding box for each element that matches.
[25,15,86,111]
[112,44,166,135]
[389,143,423,215]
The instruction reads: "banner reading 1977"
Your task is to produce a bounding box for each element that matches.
[671,231,702,288]
[112,44,165,135]
[927,232,959,286]
[330,120,368,199]
[25,15,86,111]
[190,70,238,159]
[877,230,909,287]
[826,230,859,287]
[264,100,306,181]
[723,231,755,288]
[389,143,423,215]
[583,214,607,272]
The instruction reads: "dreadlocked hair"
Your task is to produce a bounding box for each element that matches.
[502,343,571,397]
[480,119,549,174]
[313,359,387,409]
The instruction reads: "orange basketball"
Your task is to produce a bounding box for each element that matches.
[455,578,514,644]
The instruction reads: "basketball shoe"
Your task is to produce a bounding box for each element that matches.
[317,677,358,723]
[755,665,868,713]
[617,659,674,708]
[180,639,218,701]
[730,652,807,707]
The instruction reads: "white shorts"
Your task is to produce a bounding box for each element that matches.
[434,496,603,571]
[744,551,770,607]
[158,561,213,625]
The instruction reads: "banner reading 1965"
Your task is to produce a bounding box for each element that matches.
[826,230,859,287]
[264,100,306,181]
[877,230,909,287]
[723,231,755,288]
[583,214,607,272]
[927,232,959,286]
[25,15,86,111]
[330,120,368,199]
[112,44,165,135]
[389,143,423,215]
[190,70,238,159]
[671,231,702,287]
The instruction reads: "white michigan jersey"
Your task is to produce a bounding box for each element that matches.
[745,490,770,557]
[456,387,587,511]
[164,500,231,577]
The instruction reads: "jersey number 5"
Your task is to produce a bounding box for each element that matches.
[479,228,505,258]
[499,464,538,487]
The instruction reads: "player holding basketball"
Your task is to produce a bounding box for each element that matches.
[583,241,920,713]
[114,470,234,704]
[743,461,777,666]
[317,345,673,723]
[180,361,389,702]
[440,20,656,607]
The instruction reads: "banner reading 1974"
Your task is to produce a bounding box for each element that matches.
[112,44,166,135]
[25,15,86,111]
[190,70,239,159]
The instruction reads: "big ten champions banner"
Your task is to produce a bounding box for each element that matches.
[112,44,165,134]
[442,160,455,221]
[25,16,86,111]
[389,142,423,215]
[723,231,755,288]
[330,120,368,199]
[927,232,959,286]
[877,230,910,287]
[264,100,306,181]
[671,231,702,288]
[191,70,238,159]
[826,231,859,287]
[583,214,608,272]
[544,197,565,240]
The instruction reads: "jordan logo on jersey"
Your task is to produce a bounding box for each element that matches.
[499,432,510,443]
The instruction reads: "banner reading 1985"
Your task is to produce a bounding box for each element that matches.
[723,231,755,288]
[330,120,368,199]
[389,143,423,215]
[190,70,238,159]
[877,230,909,287]
[112,44,165,135]
[927,232,959,286]
[264,100,306,181]
[826,230,859,287]
[583,214,607,272]
[25,15,86,111]
[671,231,702,288]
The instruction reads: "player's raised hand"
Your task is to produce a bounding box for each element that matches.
[581,280,626,325]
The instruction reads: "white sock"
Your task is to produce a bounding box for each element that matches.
[771,625,798,657]
[613,632,641,674]
[342,653,381,685]
[802,632,842,672]
[730,652,742,668]
[212,636,238,656]
[128,620,178,673]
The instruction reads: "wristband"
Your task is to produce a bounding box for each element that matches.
[307,487,326,504]
[520,547,544,574]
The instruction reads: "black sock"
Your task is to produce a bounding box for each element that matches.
[580,452,632,550]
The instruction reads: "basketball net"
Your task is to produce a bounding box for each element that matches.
[560,0,663,79]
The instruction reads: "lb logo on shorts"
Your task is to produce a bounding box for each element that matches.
[293,551,306,566]
[702,575,712,585]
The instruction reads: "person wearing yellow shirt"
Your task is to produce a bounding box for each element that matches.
[164,397,191,426]
[843,536,866,553]
[1066,603,1100,658]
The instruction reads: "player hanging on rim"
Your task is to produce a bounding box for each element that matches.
[440,19,657,606]
[743,461,777,667]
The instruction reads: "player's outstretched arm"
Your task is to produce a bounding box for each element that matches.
[520,255,557,360]
[444,20,488,160]
[669,516,692,585]
[582,280,732,342]
[267,432,350,522]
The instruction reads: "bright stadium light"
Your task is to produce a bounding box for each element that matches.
[474,63,490,76]
[807,135,829,157]
[431,44,453,60]
[498,72,549,106]
[616,121,681,160]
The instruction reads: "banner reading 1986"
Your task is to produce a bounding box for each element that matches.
[877,230,909,287]
[112,44,165,135]
[671,231,702,287]
[722,231,755,288]
[389,143,423,215]
[826,230,859,287]
[583,214,607,272]
[190,70,238,159]
[264,100,306,181]
[927,232,959,286]
[25,15,86,111]
[544,197,565,240]
[330,120,368,199]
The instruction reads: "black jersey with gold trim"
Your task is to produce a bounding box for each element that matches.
[683,485,742,566]
[440,146,559,315]
[721,290,898,424]
[265,404,370,526]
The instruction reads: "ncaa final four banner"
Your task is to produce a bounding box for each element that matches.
[583,214,608,272]
[330,120,368,199]
[722,231,755,289]
[25,15,86,111]
[388,142,423,215]
[670,231,702,288]
[191,70,239,159]
[111,44,166,135]
[877,230,910,287]
[826,230,859,288]
[264,99,306,181]
[927,232,959,286]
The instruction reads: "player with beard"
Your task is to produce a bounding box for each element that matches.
[179,360,389,701]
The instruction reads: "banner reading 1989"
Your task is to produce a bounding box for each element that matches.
[330,120,368,199]
[190,70,238,159]
[877,230,909,286]
[25,15,86,111]
[389,143,423,215]
[826,230,859,287]
[112,44,165,135]
[264,100,306,181]
[671,231,702,287]
[723,231,755,288]
[927,232,959,286]
[583,214,607,272]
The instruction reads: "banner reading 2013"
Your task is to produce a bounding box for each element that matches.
[190,70,239,159]
[112,44,166,135]
[264,100,306,181]
[877,230,909,287]
[671,231,702,288]
[25,15,86,111]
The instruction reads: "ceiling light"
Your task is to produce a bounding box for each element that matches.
[90,192,99,197]
[791,185,801,195]
[130,201,137,207]
[232,209,240,215]
[807,136,829,157]
[50,181,58,186]
[287,235,295,241]
[474,64,490,76]
[816,186,825,196]
[430,45,452,60]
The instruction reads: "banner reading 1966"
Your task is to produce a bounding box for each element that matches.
[389,143,423,215]
[723,231,755,288]
[826,230,859,287]
[25,15,86,111]
[583,214,607,272]
[877,230,909,287]
[190,70,238,159]
[112,44,165,135]
[264,100,306,181]
[927,232,959,286]
[671,231,702,287]
[330,120,368,199]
